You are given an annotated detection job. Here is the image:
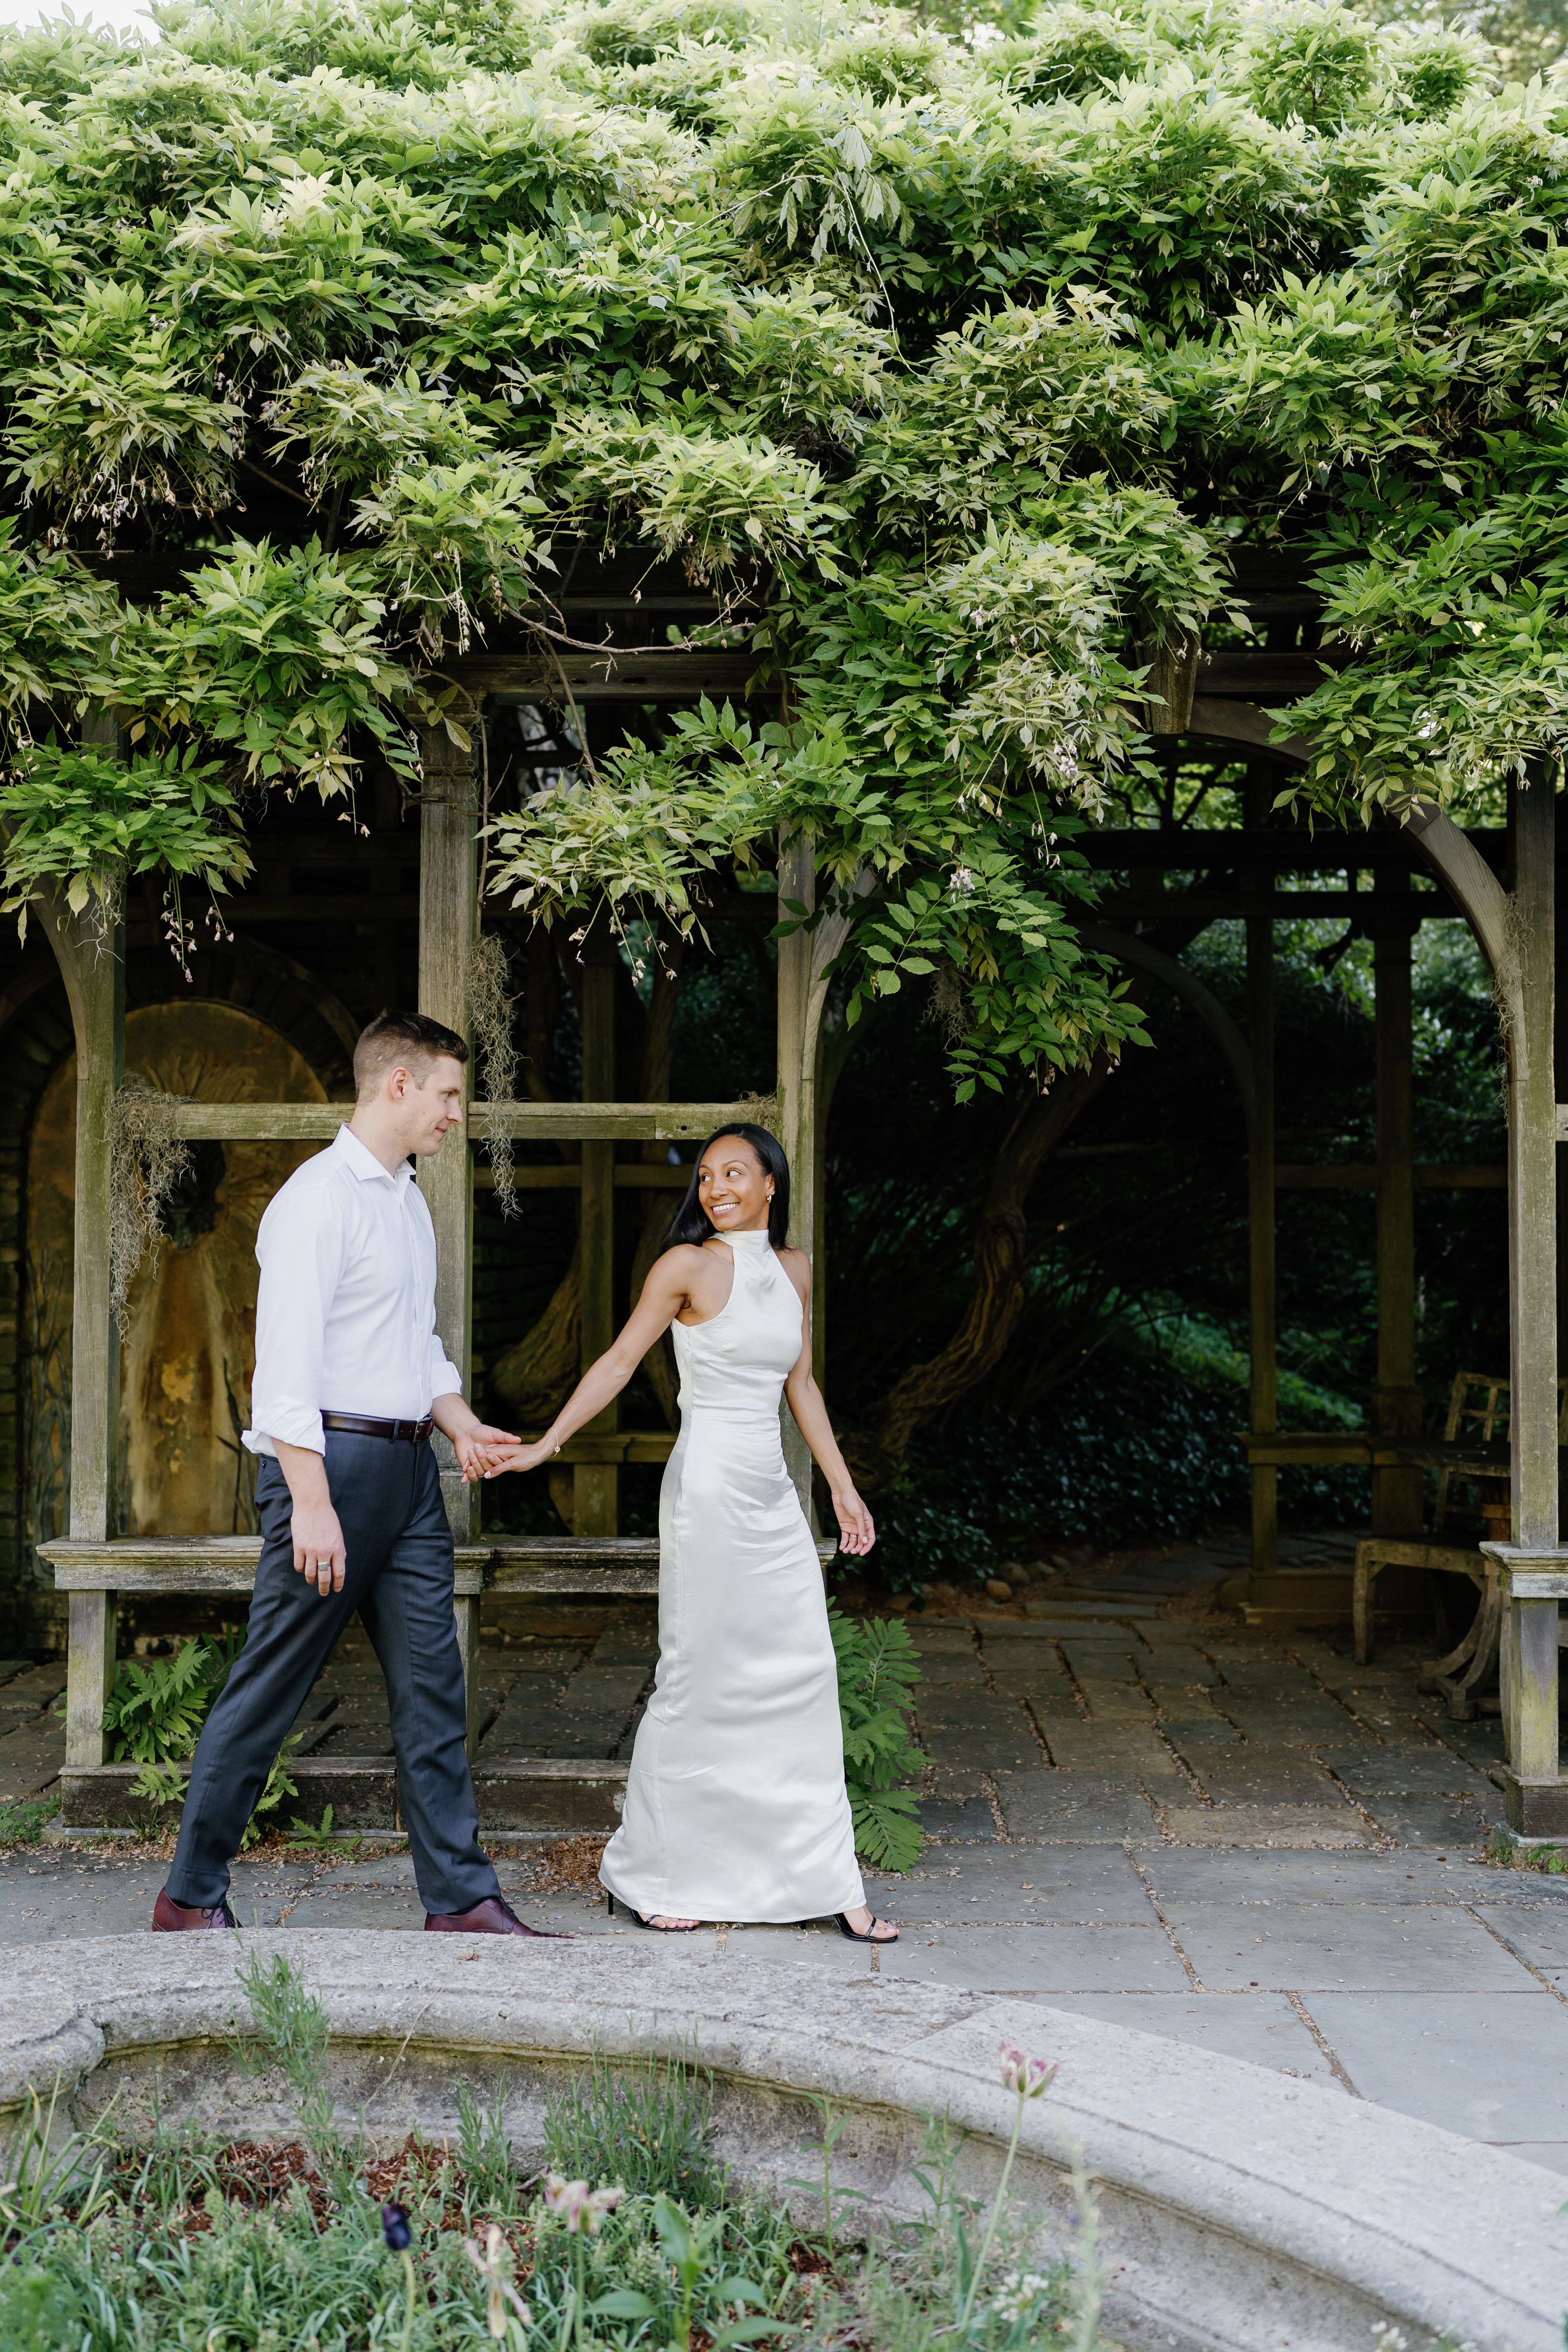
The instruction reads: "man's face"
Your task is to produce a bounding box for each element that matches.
[393,1054,465,1156]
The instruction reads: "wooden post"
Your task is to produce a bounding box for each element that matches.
[1557,784,1568,1503]
[812,1027,827,1393]
[1373,867,1425,1535]
[1503,777,1560,1792]
[417,712,477,1545]
[775,828,818,1520]
[1245,849,1277,1586]
[575,924,618,1537]
[55,897,125,1772]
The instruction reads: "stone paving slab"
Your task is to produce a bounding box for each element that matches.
[1163,1902,1537,1993]
[1191,1759,1356,1804]
[1302,1990,1568,2170]
[1366,1794,1502,1845]
[1318,1747,1499,1797]
[996,1771,1163,1838]
[1153,1805,1370,1847]
[1134,1847,1550,1904]
[918,1724,1035,1768]
[915,1794,996,1839]
[873,1920,1192,1994]
[1043,1991,1345,2084]
[0,1853,318,1940]
[1472,1903,1568,1965]
[863,1844,1153,1924]
[0,1722,65,1801]
[1038,1723,1171,1771]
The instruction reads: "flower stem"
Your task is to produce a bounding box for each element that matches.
[959,2089,1024,2332]
[399,2247,417,2352]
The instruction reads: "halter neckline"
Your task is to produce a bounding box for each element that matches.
[719,1226,772,1249]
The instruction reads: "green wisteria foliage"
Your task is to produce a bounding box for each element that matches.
[0,0,1558,1088]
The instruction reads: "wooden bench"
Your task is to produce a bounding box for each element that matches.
[1352,1537,1501,1719]
[40,1536,835,1829]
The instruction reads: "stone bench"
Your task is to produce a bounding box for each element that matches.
[40,1536,835,1834]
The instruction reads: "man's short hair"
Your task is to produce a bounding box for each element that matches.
[353,1010,469,1099]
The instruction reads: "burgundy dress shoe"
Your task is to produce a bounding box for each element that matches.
[424,1895,562,1938]
[152,1887,236,1931]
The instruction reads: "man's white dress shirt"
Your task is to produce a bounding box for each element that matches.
[243,1124,463,1458]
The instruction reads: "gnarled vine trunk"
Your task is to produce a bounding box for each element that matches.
[844,1054,1117,1492]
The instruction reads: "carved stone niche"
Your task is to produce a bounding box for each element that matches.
[28,1001,328,1541]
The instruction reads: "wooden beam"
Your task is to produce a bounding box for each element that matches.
[1080,822,1506,872]
[1404,799,1512,977]
[1501,779,1561,1802]
[474,1164,690,1191]
[1245,846,1278,1586]
[1277,1165,1506,1189]
[453,651,768,703]
[416,711,479,1541]
[61,909,124,1552]
[575,923,618,1538]
[1372,869,1425,1537]
[42,1538,486,1597]
[775,828,817,1519]
[226,897,419,924]
[474,1099,771,1141]
[517,1430,674,1464]
[1078,927,1254,1129]
[1099,891,1457,924]
[40,887,127,1775]
[1196,650,1344,695]
[165,1099,759,1143]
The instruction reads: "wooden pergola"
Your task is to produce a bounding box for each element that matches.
[25,614,1568,1844]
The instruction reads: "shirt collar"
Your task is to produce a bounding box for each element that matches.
[333,1123,412,1188]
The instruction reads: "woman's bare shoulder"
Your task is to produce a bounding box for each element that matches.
[776,1244,811,1295]
[660,1242,712,1270]
[641,1243,710,1294]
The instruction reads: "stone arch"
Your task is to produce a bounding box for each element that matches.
[0,939,361,1646]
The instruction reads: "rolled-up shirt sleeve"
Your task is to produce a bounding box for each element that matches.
[243,1184,347,1457]
[428,1326,463,1403]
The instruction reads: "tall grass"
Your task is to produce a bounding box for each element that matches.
[543,2043,725,2207]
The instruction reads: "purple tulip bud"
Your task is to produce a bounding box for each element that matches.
[382,2201,412,2252]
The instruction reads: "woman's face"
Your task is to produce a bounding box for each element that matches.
[696,1138,772,1234]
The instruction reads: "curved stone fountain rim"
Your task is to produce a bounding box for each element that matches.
[0,1931,1561,2352]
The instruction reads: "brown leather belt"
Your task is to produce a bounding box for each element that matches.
[321,1411,434,1444]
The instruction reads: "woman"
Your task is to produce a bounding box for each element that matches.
[473,1123,897,1942]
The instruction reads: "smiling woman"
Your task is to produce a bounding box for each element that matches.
[474,1122,894,1942]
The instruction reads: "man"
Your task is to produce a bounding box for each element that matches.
[154,1009,549,1937]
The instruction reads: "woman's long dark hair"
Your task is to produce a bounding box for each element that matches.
[663,1124,791,1252]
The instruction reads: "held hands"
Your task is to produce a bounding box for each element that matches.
[831,1484,876,1557]
[462,1435,559,1483]
[451,1421,522,1485]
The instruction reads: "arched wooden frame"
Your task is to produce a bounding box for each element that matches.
[1171,700,1563,1822]
[26,673,1568,1836]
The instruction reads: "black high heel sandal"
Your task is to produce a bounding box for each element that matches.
[834,1913,898,1944]
[607,1892,701,1934]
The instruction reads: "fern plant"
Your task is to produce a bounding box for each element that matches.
[99,1632,296,1846]
[100,1633,240,1765]
[829,1604,925,1873]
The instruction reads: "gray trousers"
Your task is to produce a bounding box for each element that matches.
[168,1430,500,1917]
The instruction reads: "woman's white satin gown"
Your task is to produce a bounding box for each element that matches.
[599,1229,865,1924]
